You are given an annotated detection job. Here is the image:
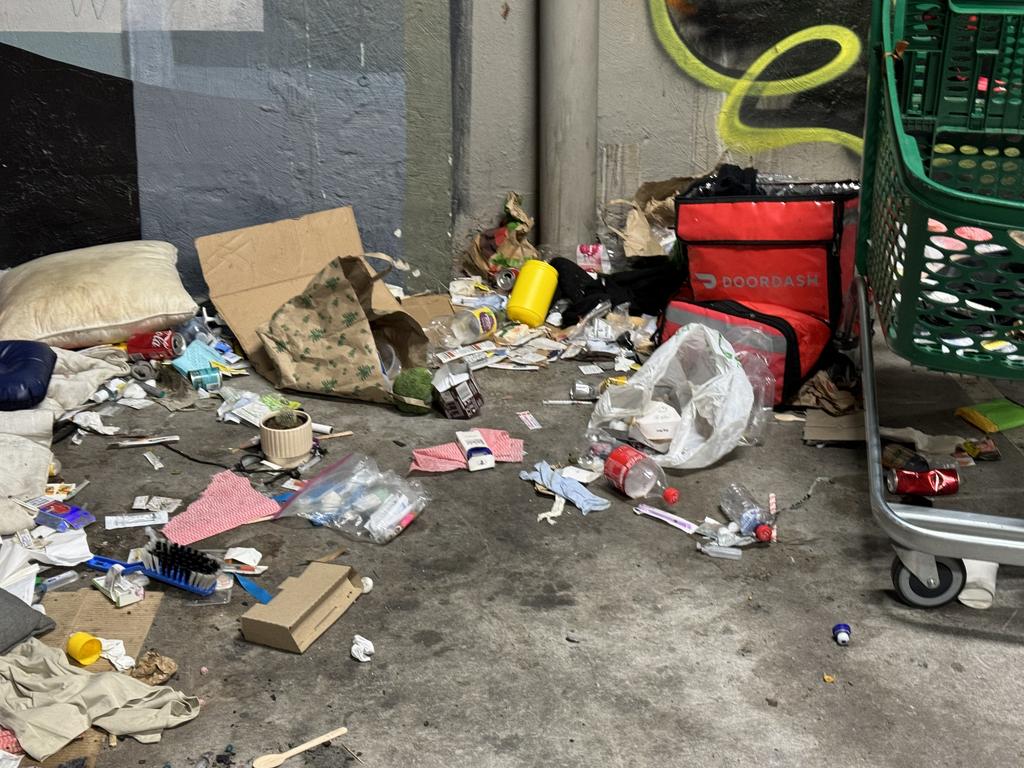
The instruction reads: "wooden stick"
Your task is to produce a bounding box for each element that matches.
[318,431,355,442]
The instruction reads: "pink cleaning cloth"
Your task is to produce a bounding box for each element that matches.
[162,471,280,546]
[0,728,22,754]
[410,428,524,473]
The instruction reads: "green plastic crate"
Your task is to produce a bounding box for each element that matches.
[898,0,1024,133]
[858,0,1024,379]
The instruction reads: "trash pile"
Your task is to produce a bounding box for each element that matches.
[1,161,1016,765]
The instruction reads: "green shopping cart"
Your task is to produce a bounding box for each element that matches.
[854,0,1024,606]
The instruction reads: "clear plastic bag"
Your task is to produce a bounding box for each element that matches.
[277,453,429,544]
[724,327,776,447]
[588,324,754,469]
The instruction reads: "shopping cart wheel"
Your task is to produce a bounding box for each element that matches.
[891,554,965,608]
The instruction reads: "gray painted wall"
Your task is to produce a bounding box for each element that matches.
[1,0,452,296]
[452,0,864,251]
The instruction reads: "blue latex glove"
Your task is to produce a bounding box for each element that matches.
[519,461,611,515]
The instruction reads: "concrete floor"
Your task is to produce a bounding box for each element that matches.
[43,344,1024,768]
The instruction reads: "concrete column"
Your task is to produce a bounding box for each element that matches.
[538,0,598,245]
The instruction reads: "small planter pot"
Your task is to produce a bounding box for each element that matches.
[259,410,313,469]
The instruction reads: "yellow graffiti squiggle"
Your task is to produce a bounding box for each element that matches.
[649,0,864,154]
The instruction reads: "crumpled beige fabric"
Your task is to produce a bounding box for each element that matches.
[0,638,200,760]
[0,347,128,534]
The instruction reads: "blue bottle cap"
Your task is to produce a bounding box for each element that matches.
[832,623,851,637]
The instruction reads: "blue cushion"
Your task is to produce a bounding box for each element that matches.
[0,341,57,410]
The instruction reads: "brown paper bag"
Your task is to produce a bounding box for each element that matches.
[462,191,539,276]
[256,257,427,404]
[608,199,665,257]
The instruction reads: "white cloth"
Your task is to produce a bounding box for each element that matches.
[0,638,199,760]
[0,347,127,535]
[99,638,136,673]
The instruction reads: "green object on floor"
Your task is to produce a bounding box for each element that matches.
[392,367,433,414]
[956,399,1024,434]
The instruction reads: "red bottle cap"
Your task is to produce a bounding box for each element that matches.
[755,524,773,542]
[662,487,679,505]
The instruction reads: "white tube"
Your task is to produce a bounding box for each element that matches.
[959,559,999,609]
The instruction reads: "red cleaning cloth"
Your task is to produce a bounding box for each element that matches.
[0,728,22,754]
[410,428,524,473]
[162,471,280,546]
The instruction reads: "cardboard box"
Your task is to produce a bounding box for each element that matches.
[239,562,362,653]
[400,293,454,329]
[432,362,484,419]
[195,207,399,374]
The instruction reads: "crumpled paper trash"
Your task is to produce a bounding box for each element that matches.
[351,635,375,663]
[130,650,178,685]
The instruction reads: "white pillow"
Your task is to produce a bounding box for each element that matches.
[0,241,198,348]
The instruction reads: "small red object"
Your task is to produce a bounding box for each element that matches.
[125,330,185,361]
[886,468,959,496]
[662,487,679,505]
[754,524,773,542]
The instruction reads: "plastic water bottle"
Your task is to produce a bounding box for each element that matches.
[603,445,679,504]
[719,483,772,538]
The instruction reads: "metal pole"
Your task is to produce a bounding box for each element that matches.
[538,0,599,246]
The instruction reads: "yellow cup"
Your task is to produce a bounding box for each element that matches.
[66,631,102,666]
[507,259,558,328]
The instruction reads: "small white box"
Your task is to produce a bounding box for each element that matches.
[456,430,495,472]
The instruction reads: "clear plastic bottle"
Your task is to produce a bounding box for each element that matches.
[719,483,772,538]
[603,445,679,504]
[429,307,498,350]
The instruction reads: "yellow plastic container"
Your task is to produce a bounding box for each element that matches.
[507,259,558,328]
[66,631,102,666]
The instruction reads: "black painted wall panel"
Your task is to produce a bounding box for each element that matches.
[0,43,140,268]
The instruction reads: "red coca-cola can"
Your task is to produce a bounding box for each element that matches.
[886,468,960,496]
[125,330,186,361]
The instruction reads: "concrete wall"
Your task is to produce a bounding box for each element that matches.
[452,0,868,250]
[0,0,452,296]
[451,0,538,267]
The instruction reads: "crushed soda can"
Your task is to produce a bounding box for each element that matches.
[886,468,959,496]
[495,268,519,293]
[125,330,186,361]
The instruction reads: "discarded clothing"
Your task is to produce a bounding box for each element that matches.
[0,347,127,535]
[0,748,20,768]
[410,428,524,473]
[38,347,130,416]
[162,471,279,546]
[0,411,55,535]
[0,590,54,654]
[0,638,199,761]
[519,461,611,516]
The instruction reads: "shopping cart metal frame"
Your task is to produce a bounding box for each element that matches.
[854,0,1024,606]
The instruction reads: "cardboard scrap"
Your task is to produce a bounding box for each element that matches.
[400,294,454,329]
[196,207,401,375]
[239,562,362,654]
[803,410,865,444]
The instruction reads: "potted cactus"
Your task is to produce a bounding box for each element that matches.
[259,406,313,468]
